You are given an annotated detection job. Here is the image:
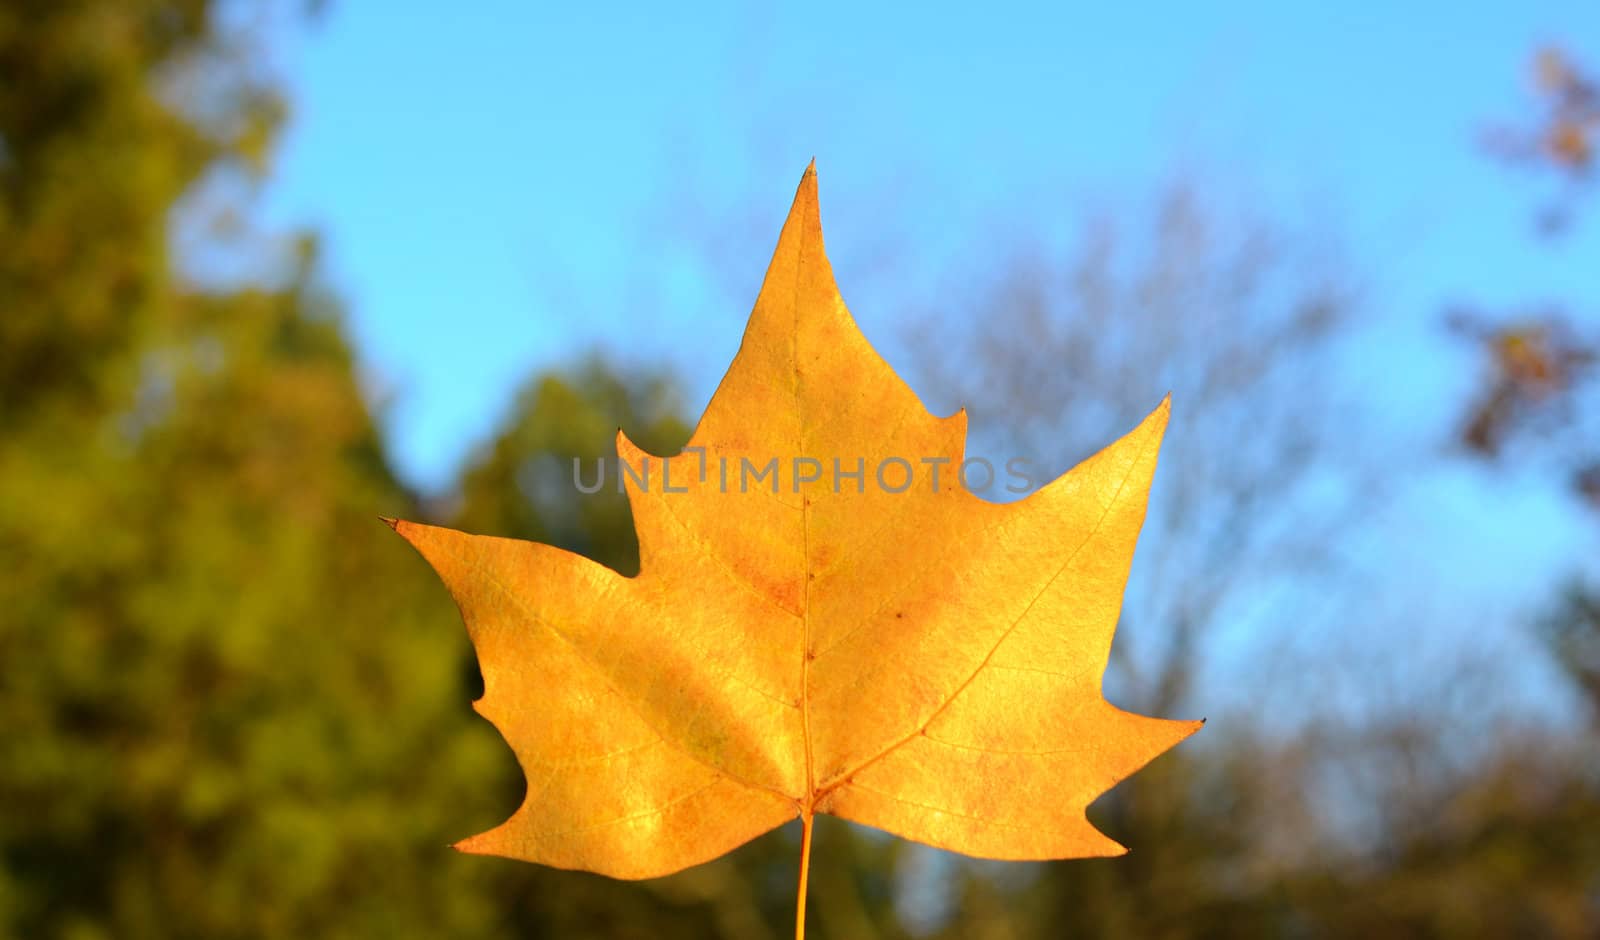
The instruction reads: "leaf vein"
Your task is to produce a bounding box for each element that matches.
[817,429,1156,792]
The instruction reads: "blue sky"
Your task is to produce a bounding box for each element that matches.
[261,2,1596,697]
[264,0,1598,491]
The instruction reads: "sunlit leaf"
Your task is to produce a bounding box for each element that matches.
[389,164,1200,932]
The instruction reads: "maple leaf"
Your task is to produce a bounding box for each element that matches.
[388,163,1200,934]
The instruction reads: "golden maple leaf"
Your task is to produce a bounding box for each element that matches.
[388,163,1200,933]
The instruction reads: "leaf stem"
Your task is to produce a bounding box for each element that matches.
[795,812,814,940]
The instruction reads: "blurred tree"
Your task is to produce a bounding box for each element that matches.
[1483,46,1599,236]
[1463,47,1600,516]
[1298,40,1600,939]
[1445,307,1598,511]
[900,183,1371,938]
[912,184,1363,721]
[0,0,280,419]
[1266,716,1600,938]
[452,359,691,574]
[0,258,531,938]
[1280,41,1600,940]
[1447,311,1596,460]
[1,2,505,937]
[904,175,1589,936]
[1463,45,1600,731]
[1540,584,1600,722]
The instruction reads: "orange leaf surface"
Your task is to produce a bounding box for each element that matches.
[388,163,1201,890]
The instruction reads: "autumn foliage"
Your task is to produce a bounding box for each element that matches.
[388,169,1198,936]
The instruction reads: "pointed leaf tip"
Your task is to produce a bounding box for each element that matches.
[379,515,400,530]
[796,161,818,202]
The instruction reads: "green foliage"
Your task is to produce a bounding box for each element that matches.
[0,269,521,938]
[0,0,265,418]
[453,360,691,574]
[0,3,502,936]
